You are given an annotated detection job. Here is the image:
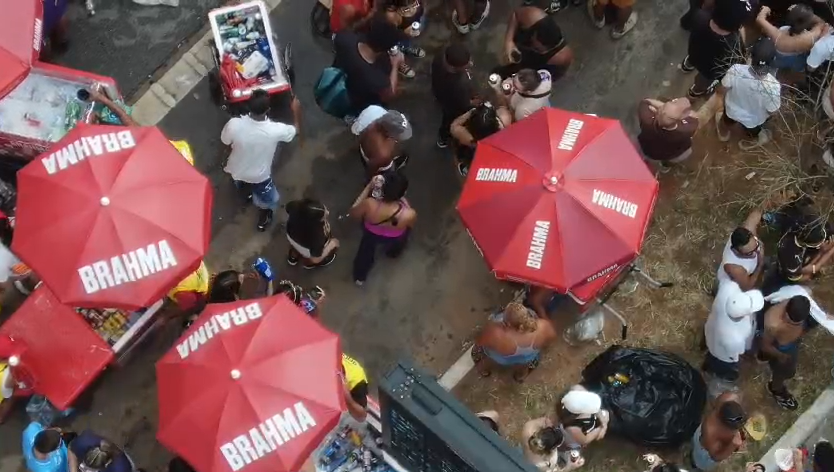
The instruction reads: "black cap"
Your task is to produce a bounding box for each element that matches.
[751,37,776,68]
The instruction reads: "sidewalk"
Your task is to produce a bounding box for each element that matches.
[759,384,834,471]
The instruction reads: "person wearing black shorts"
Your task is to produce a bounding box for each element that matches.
[681,0,750,97]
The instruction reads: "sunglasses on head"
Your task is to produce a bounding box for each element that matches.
[739,237,760,256]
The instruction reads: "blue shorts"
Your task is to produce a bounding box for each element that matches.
[236,178,280,211]
[772,51,807,72]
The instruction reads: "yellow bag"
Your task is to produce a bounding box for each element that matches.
[170,140,195,166]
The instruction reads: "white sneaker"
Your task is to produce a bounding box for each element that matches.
[451,10,470,34]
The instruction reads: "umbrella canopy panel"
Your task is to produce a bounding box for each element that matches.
[457,108,659,292]
[0,0,43,98]
[157,296,345,472]
[13,125,213,309]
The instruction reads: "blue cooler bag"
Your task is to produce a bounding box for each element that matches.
[314,67,352,119]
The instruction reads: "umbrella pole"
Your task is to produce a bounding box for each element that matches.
[630,266,673,289]
[596,300,628,340]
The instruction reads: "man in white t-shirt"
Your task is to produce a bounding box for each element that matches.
[493,69,552,122]
[715,37,780,151]
[221,89,301,231]
[703,281,764,390]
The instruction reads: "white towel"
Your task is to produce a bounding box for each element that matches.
[764,285,833,334]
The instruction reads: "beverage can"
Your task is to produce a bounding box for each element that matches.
[501,82,513,94]
[371,174,385,198]
[388,45,399,56]
[410,21,421,36]
[488,73,501,87]
[569,450,580,463]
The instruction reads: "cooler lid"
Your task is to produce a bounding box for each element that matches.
[0,286,114,409]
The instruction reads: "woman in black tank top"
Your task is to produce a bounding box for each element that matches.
[494,2,573,81]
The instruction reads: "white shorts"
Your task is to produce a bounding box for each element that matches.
[287,235,312,259]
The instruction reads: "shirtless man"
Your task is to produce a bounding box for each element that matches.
[716,208,764,291]
[350,105,412,177]
[758,295,808,410]
[690,392,746,471]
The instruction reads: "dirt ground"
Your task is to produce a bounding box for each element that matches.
[456,109,834,471]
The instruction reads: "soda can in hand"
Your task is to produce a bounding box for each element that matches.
[253,257,275,281]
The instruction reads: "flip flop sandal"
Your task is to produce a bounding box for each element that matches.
[587,0,605,28]
[451,10,470,34]
[611,11,638,39]
[470,0,490,29]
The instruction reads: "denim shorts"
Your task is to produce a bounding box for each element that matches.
[236,178,280,211]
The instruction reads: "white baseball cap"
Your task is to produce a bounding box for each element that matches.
[726,289,765,318]
[562,390,602,415]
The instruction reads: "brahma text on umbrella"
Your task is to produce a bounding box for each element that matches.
[175,302,263,359]
[41,130,136,175]
[33,19,43,52]
[78,240,177,294]
[220,402,317,471]
[557,118,584,151]
[526,220,550,269]
[586,263,619,283]
[475,168,517,182]
[591,189,638,218]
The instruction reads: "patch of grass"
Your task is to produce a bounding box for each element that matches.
[456,120,834,472]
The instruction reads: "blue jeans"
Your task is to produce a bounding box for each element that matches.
[235,178,279,211]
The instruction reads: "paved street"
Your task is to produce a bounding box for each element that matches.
[0,0,699,469]
[55,0,225,98]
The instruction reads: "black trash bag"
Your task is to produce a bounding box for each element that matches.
[580,345,707,448]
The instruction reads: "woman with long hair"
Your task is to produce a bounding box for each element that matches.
[207,269,274,304]
[450,102,511,176]
[285,199,340,269]
[349,171,416,285]
[471,302,556,382]
[756,4,826,73]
